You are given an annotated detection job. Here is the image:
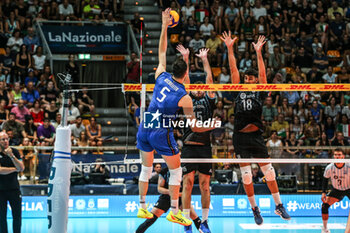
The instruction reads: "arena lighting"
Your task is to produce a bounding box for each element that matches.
[78,54,91,60]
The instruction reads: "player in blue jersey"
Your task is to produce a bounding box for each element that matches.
[136,8,216,226]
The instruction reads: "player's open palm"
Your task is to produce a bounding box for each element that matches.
[252,35,266,53]
[220,31,237,49]
[162,8,172,27]
[195,48,209,60]
[176,44,189,60]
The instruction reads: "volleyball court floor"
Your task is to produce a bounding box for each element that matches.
[16,216,347,233]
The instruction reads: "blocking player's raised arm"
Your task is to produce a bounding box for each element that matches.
[155,8,172,80]
[252,35,267,84]
[220,31,239,84]
[176,44,190,84]
[196,48,215,98]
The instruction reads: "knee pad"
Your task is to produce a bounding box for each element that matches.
[261,164,276,181]
[322,203,330,215]
[169,167,182,186]
[139,165,153,182]
[240,166,252,185]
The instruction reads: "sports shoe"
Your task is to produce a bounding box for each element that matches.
[199,220,211,233]
[20,175,27,180]
[321,227,331,233]
[137,207,153,219]
[275,203,291,220]
[252,206,263,225]
[184,224,192,233]
[166,210,192,226]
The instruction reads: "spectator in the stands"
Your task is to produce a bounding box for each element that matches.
[252,0,267,21]
[126,52,140,83]
[23,115,37,144]
[310,100,323,123]
[289,115,304,141]
[213,100,226,122]
[330,12,346,41]
[43,65,58,89]
[2,112,26,140]
[22,81,40,108]
[206,30,222,66]
[44,100,59,122]
[69,116,85,140]
[189,32,205,54]
[324,97,341,123]
[251,163,264,184]
[0,81,11,106]
[271,113,289,140]
[24,69,37,87]
[239,51,252,73]
[210,0,223,34]
[313,47,328,71]
[0,99,9,125]
[183,16,198,43]
[280,33,294,66]
[16,44,32,83]
[77,87,95,115]
[86,116,103,147]
[47,1,59,20]
[285,132,302,156]
[217,66,230,84]
[262,96,278,123]
[23,27,40,54]
[322,66,337,83]
[52,113,61,129]
[32,46,46,72]
[200,16,214,39]
[337,115,350,141]
[29,100,44,126]
[327,1,344,21]
[181,0,195,22]
[37,118,55,146]
[65,54,79,83]
[7,129,20,146]
[149,163,162,184]
[19,137,37,180]
[286,16,299,40]
[332,132,349,154]
[90,158,110,184]
[270,16,284,41]
[0,47,15,84]
[75,131,89,154]
[224,1,239,33]
[5,12,20,37]
[7,29,22,54]
[195,0,209,24]
[211,116,225,146]
[59,98,80,124]
[11,99,30,124]
[304,116,321,146]
[293,47,312,70]
[40,80,58,108]
[59,0,75,20]
[266,130,283,158]
[278,97,293,122]
[269,46,284,72]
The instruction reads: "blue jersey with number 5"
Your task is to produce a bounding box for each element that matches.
[148,72,187,123]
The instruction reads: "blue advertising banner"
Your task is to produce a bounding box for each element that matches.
[38,153,146,180]
[41,24,127,54]
[11,195,350,218]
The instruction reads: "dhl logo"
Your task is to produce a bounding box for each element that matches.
[256,84,281,90]
[290,85,314,90]
[186,84,214,90]
[322,85,347,90]
[123,85,142,91]
[222,85,246,90]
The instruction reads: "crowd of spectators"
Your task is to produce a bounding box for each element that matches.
[128,0,350,176]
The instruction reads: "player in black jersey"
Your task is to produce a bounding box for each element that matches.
[177,45,215,233]
[221,32,291,225]
[135,167,202,233]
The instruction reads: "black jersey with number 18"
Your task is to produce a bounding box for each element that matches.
[234,91,266,133]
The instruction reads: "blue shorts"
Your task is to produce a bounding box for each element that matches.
[136,126,179,156]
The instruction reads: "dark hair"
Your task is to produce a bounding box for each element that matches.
[43,118,50,122]
[172,58,187,79]
[334,148,345,155]
[9,112,16,117]
[244,68,258,77]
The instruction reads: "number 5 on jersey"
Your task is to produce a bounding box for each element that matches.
[157,87,170,102]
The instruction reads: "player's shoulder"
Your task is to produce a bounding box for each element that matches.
[157,72,171,80]
[325,163,334,170]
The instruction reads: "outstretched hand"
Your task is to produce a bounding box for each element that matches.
[220,31,237,49]
[176,44,190,59]
[162,8,173,27]
[252,35,267,53]
[195,48,210,60]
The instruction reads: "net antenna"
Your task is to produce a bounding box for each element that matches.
[57,72,72,127]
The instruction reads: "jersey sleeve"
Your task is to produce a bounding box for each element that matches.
[323,164,332,178]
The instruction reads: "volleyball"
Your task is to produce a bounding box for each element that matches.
[169,10,179,28]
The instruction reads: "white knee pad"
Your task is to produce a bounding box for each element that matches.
[169,167,182,186]
[139,165,153,182]
[261,164,276,181]
[240,166,252,185]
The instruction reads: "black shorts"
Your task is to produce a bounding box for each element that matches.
[181,145,212,176]
[233,131,269,158]
[327,188,350,201]
[154,194,182,212]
